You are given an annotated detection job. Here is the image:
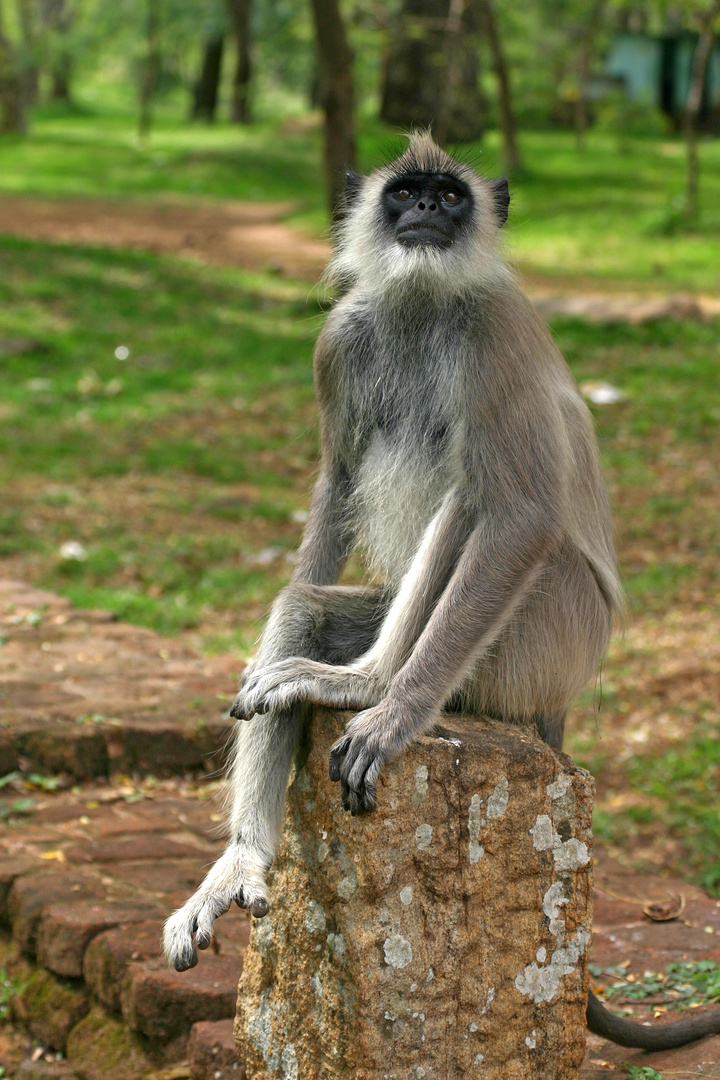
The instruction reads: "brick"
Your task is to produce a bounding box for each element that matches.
[188,1020,245,1080]
[0,727,17,773]
[83,919,165,1013]
[13,968,89,1053]
[121,955,241,1043]
[67,835,214,865]
[8,872,107,957]
[65,1006,154,1080]
[0,856,37,928]
[15,725,109,779]
[37,901,159,978]
[107,720,231,776]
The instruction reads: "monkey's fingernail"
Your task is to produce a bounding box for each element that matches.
[251,898,269,918]
[235,891,246,909]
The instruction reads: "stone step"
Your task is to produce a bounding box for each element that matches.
[0,580,239,780]
[0,780,251,1079]
[188,1020,245,1080]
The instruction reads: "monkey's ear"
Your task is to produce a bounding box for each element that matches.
[489,177,510,226]
[345,171,364,206]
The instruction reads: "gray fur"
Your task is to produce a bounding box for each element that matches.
[163,132,622,972]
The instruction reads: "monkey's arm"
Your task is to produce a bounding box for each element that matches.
[235,487,476,719]
[291,462,354,586]
[331,400,567,812]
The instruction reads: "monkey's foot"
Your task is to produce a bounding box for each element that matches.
[328,703,406,815]
[163,842,271,972]
[231,657,377,720]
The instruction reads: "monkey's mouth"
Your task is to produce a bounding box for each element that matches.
[396,224,453,249]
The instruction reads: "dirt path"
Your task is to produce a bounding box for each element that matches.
[0,194,329,279]
[2,192,720,321]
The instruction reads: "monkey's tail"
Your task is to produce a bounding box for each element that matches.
[587,989,720,1050]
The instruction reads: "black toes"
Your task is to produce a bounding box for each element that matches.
[251,898,269,918]
[234,889,247,909]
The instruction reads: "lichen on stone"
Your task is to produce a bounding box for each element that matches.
[546,773,572,800]
[304,899,327,934]
[552,838,590,872]
[414,823,433,849]
[486,777,509,819]
[529,813,561,851]
[383,935,413,969]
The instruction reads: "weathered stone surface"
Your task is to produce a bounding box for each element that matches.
[65,1007,154,1080]
[122,955,241,1043]
[189,1019,245,1080]
[13,968,90,1052]
[235,711,595,1080]
[37,901,158,978]
[83,919,166,1013]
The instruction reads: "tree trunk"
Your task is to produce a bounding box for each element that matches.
[16,0,38,106]
[0,1,29,133]
[225,0,252,124]
[138,0,161,142]
[43,0,73,102]
[309,0,357,219]
[476,0,520,171]
[192,33,224,122]
[685,2,720,219]
[573,0,605,151]
[381,0,484,143]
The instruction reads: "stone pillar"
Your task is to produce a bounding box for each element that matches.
[235,711,594,1080]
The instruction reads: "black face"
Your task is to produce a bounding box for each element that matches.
[383,172,473,249]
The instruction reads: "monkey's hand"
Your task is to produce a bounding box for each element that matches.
[230,657,380,720]
[329,699,423,815]
[163,841,271,972]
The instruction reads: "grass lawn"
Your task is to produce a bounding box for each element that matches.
[0,108,718,890]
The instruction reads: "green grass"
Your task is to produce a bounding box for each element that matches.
[1,107,720,288]
[0,235,717,647]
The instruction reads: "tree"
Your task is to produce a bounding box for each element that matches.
[684,0,720,217]
[43,0,74,101]
[476,0,520,170]
[192,31,224,121]
[225,0,251,122]
[138,0,161,140]
[0,0,29,132]
[570,0,606,150]
[309,0,357,217]
[381,0,485,143]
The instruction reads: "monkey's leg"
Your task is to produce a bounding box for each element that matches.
[163,584,389,971]
[464,542,612,750]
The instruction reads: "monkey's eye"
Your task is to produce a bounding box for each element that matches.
[442,189,462,205]
[394,188,413,201]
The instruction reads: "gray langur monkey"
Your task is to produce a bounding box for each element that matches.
[164,133,720,1051]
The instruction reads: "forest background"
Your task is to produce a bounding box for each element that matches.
[0,0,719,896]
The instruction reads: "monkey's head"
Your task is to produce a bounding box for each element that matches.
[327,132,510,296]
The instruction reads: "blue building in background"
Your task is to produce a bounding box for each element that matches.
[605,32,720,131]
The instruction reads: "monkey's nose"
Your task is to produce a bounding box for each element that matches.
[417,200,437,212]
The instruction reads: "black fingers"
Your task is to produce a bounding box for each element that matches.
[329,736,352,782]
